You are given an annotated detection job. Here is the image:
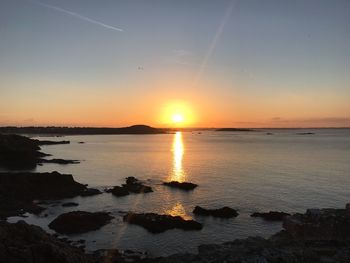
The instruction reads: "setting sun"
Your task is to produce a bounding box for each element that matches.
[172,114,184,123]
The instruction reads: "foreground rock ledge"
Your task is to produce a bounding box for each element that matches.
[0,221,94,263]
[49,211,114,234]
[123,212,203,233]
[193,206,239,218]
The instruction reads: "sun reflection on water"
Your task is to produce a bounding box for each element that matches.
[164,202,192,220]
[170,131,186,182]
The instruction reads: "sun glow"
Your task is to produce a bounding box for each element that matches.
[172,113,184,123]
[161,101,195,127]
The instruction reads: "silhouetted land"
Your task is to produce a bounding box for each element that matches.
[0,125,165,135]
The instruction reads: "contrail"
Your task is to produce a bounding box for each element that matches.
[192,0,237,88]
[28,0,123,32]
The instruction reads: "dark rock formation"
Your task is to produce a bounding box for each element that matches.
[106,177,153,197]
[0,134,46,169]
[0,171,95,219]
[61,202,79,207]
[35,140,70,145]
[251,211,290,221]
[193,206,238,218]
[296,132,315,135]
[80,188,102,197]
[40,158,80,164]
[0,134,76,170]
[163,181,198,191]
[283,206,350,240]
[106,186,130,197]
[123,212,203,233]
[49,211,113,234]
[0,220,94,263]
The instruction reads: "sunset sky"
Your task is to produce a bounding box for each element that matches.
[1,0,350,127]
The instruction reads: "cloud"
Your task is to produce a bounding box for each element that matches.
[28,0,124,32]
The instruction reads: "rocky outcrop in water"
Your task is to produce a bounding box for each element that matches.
[123,212,203,233]
[251,211,290,221]
[49,211,114,234]
[106,177,153,197]
[0,171,99,219]
[163,181,198,191]
[193,206,238,218]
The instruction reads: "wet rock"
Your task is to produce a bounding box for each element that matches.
[163,181,198,191]
[251,211,291,221]
[107,177,153,198]
[193,206,239,218]
[80,188,102,197]
[106,186,130,197]
[49,211,114,234]
[0,220,94,263]
[123,212,203,233]
[123,177,153,193]
[40,158,80,164]
[35,140,70,145]
[62,202,79,207]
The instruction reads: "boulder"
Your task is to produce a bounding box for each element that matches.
[49,211,114,234]
[106,186,130,197]
[106,177,153,198]
[123,212,202,233]
[163,181,198,191]
[193,206,238,218]
[251,211,290,221]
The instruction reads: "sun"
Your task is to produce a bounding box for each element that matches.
[172,114,184,123]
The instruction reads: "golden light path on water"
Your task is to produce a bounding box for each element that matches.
[164,131,192,219]
[171,131,186,182]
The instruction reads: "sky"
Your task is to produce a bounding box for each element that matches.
[1,0,350,128]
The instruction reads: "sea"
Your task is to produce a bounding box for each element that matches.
[6,129,350,256]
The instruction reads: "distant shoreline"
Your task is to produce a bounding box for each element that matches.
[0,125,349,135]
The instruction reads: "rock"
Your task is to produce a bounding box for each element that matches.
[78,142,85,144]
[62,202,79,207]
[0,134,75,170]
[0,171,95,219]
[49,211,114,234]
[80,188,102,197]
[106,177,153,198]
[35,140,70,145]
[123,177,153,193]
[283,206,350,240]
[0,134,45,169]
[193,206,238,218]
[251,211,290,221]
[296,132,315,135]
[0,220,94,263]
[163,181,198,191]
[107,186,130,197]
[40,158,80,164]
[123,212,202,233]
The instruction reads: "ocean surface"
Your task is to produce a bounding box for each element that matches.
[6,129,350,256]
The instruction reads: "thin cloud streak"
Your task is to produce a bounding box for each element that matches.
[28,0,124,32]
[192,0,237,88]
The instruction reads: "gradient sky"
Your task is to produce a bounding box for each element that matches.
[1,0,350,127]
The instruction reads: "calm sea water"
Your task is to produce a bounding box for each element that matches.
[7,129,350,256]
